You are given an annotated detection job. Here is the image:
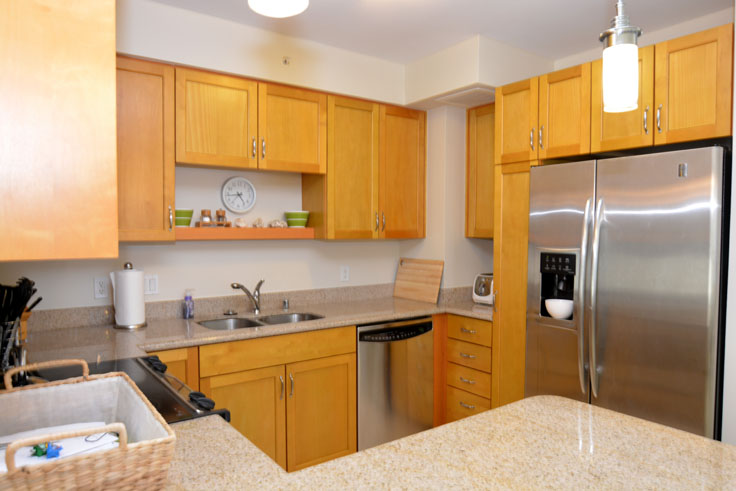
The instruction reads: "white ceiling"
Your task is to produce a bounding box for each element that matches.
[149,0,733,64]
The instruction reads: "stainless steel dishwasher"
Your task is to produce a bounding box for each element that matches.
[357,316,434,451]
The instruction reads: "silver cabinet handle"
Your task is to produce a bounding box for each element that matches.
[289,372,294,397]
[261,138,266,159]
[375,212,379,231]
[459,401,475,410]
[460,327,476,334]
[539,125,544,150]
[643,106,649,134]
[381,212,386,232]
[168,206,173,231]
[279,375,284,400]
[252,137,257,157]
[589,198,605,398]
[577,199,592,395]
[530,128,535,150]
[656,104,662,133]
[459,352,476,360]
[459,376,476,385]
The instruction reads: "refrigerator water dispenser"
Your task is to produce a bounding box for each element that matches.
[539,252,575,320]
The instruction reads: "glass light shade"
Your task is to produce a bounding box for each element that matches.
[602,43,639,113]
[248,0,309,18]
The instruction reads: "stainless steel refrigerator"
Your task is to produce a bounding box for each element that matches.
[525,146,728,439]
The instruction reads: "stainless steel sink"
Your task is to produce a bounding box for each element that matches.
[198,318,264,330]
[256,313,324,325]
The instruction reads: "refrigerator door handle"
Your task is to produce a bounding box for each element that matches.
[589,198,605,398]
[577,198,592,394]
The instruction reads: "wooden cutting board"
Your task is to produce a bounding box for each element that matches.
[393,258,445,304]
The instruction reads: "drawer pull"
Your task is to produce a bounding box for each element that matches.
[459,352,476,359]
[460,327,477,334]
[459,376,476,385]
[459,401,475,410]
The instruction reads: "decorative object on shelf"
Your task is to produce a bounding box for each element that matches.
[174,209,193,227]
[599,0,641,113]
[233,217,248,228]
[252,217,265,228]
[284,210,309,228]
[221,176,256,214]
[248,0,308,18]
[269,219,288,228]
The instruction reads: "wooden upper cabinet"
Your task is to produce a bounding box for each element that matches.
[466,104,495,238]
[494,78,539,164]
[258,83,327,174]
[654,23,733,145]
[0,0,118,261]
[379,105,426,239]
[538,63,591,159]
[591,45,655,152]
[117,57,175,242]
[175,68,258,169]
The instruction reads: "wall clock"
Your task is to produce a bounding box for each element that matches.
[221,176,256,213]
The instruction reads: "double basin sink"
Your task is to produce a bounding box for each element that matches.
[198,313,323,331]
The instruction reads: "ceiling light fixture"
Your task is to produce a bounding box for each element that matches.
[599,0,642,113]
[248,0,309,18]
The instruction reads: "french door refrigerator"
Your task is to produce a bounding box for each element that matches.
[525,146,728,439]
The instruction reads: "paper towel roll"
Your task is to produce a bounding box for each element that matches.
[110,263,147,329]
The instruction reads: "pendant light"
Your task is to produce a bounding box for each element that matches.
[599,0,642,113]
[248,0,309,18]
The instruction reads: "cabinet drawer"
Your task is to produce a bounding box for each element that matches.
[446,385,491,423]
[446,338,491,372]
[447,315,492,347]
[200,326,356,377]
[446,362,490,399]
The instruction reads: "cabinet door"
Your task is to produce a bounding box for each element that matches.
[494,78,539,164]
[379,105,426,239]
[538,64,591,159]
[175,68,258,169]
[591,45,655,152]
[117,57,175,242]
[654,23,733,145]
[492,161,536,408]
[0,0,117,261]
[258,83,326,174]
[200,365,287,469]
[328,96,380,239]
[466,104,495,238]
[286,353,356,471]
[148,347,198,390]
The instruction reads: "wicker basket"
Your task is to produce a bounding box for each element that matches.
[0,359,176,490]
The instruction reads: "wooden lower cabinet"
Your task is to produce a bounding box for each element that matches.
[446,385,491,423]
[148,347,199,391]
[199,327,356,471]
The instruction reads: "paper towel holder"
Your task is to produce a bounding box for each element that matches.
[110,262,148,330]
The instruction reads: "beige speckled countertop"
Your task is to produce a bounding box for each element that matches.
[166,395,736,489]
[25,296,492,363]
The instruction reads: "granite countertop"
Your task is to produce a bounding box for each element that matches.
[25,296,492,364]
[166,395,736,489]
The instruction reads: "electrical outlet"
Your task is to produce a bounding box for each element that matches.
[144,274,159,295]
[340,265,350,282]
[93,277,109,299]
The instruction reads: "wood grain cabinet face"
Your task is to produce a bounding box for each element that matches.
[654,23,733,145]
[466,104,495,238]
[175,68,258,169]
[538,64,591,159]
[148,347,199,391]
[494,78,539,164]
[117,57,175,242]
[379,105,426,239]
[0,0,118,261]
[591,46,655,152]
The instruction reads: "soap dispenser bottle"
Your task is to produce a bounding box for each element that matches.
[183,289,195,319]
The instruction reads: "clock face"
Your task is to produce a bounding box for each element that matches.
[221,177,256,213]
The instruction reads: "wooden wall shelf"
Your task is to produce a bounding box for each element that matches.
[175,227,315,241]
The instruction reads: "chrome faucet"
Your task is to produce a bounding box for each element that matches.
[231,280,264,315]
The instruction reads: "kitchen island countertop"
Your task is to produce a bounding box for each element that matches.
[166,395,736,489]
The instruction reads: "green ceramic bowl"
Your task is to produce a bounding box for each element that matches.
[286,217,308,228]
[284,210,309,220]
[175,209,194,218]
[175,217,192,227]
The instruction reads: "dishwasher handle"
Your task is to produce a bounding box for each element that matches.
[358,318,432,342]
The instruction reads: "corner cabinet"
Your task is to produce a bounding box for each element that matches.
[117,56,176,242]
[199,327,356,471]
[303,98,426,240]
[466,104,495,238]
[0,0,118,261]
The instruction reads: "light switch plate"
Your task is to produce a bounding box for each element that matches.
[340,265,350,282]
[93,277,109,299]
[144,274,159,295]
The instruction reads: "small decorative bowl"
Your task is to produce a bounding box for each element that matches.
[175,217,192,227]
[284,210,309,220]
[286,217,308,228]
[175,209,194,218]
